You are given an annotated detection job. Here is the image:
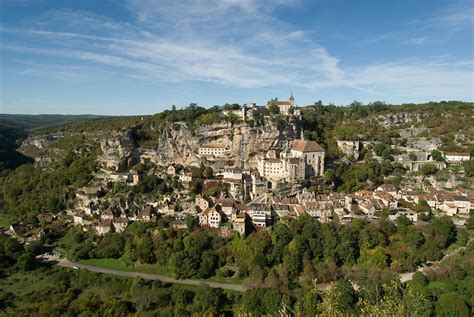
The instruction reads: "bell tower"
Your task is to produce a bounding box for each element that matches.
[289,92,295,107]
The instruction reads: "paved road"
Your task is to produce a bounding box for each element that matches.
[57,258,248,292]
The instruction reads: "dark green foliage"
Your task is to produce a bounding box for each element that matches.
[1,142,98,220]
[0,267,236,315]
[336,159,402,192]
[462,160,474,177]
[240,288,284,315]
[420,163,439,176]
[429,216,456,249]
[431,149,444,161]
[435,292,470,317]
[16,252,38,271]
[93,233,125,259]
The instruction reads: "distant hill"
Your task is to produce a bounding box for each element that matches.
[0,114,104,131]
[0,114,104,174]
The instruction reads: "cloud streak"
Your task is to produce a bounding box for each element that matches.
[1,0,473,103]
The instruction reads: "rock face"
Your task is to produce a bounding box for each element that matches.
[155,123,201,167]
[99,131,139,172]
[375,112,427,127]
[22,134,63,149]
[99,119,301,169]
[405,137,442,152]
[337,140,362,160]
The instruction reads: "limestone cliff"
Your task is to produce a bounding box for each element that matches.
[99,131,139,172]
[99,118,301,169]
[155,122,201,167]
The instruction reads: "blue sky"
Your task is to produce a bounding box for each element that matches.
[0,0,473,115]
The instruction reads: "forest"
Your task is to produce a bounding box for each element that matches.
[0,215,472,315]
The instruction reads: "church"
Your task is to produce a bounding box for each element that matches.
[266,93,295,115]
[258,139,325,182]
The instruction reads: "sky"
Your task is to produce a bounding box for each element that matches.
[0,0,473,115]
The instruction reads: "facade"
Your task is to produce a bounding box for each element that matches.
[445,152,471,163]
[233,213,247,236]
[258,140,325,182]
[198,145,229,157]
[199,205,223,228]
[290,140,325,177]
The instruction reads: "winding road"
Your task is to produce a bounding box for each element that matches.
[56,258,248,292]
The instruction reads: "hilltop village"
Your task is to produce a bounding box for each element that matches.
[16,95,467,239]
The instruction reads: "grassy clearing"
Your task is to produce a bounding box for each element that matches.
[79,258,134,271]
[0,217,11,229]
[134,263,172,276]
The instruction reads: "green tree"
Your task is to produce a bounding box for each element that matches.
[431,149,444,161]
[462,160,474,177]
[16,252,38,271]
[429,216,456,248]
[197,250,218,278]
[268,104,280,115]
[136,236,155,264]
[192,286,221,315]
[435,292,469,317]
[420,163,438,176]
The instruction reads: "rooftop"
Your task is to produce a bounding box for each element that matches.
[291,140,324,152]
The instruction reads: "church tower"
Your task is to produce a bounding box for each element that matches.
[289,92,295,107]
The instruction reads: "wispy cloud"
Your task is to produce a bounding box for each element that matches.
[1,0,472,103]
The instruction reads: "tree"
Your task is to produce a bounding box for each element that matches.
[268,104,280,115]
[420,163,438,176]
[435,292,469,317]
[136,236,155,264]
[198,250,218,278]
[240,288,283,316]
[192,286,221,315]
[334,278,357,313]
[16,252,38,271]
[429,216,456,248]
[462,160,474,177]
[409,153,417,161]
[94,233,125,258]
[431,149,444,161]
[323,169,335,183]
[203,166,213,179]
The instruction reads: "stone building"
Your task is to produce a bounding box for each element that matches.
[266,93,295,115]
[258,139,325,182]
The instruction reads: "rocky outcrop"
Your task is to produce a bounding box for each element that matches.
[22,134,63,149]
[99,119,301,169]
[375,112,427,127]
[336,140,362,160]
[155,123,201,167]
[405,137,442,152]
[149,119,300,168]
[99,131,139,172]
